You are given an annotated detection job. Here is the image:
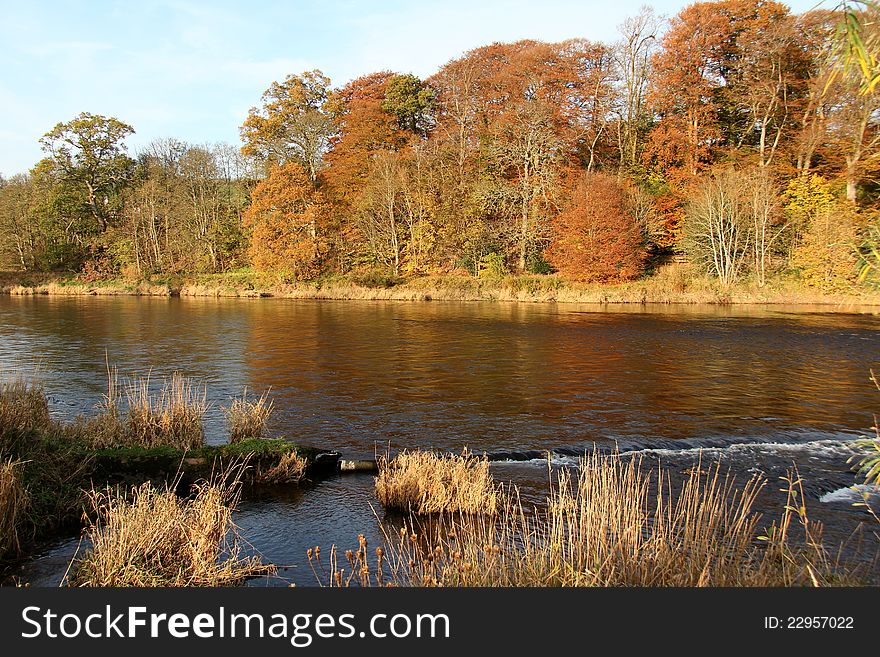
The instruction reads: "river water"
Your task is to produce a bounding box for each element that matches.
[1,296,878,585]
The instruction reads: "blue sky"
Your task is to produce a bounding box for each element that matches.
[1,0,827,176]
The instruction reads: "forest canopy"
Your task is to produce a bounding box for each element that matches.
[1,0,878,291]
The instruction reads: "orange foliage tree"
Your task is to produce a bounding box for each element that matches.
[242,162,330,277]
[546,173,646,282]
[324,73,411,208]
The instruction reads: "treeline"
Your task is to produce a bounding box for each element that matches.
[1,0,878,290]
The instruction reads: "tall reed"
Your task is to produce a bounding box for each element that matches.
[0,374,51,454]
[85,370,208,449]
[69,469,272,587]
[224,388,274,443]
[257,450,308,484]
[375,449,498,515]
[317,452,852,587]
[0,459,29,559]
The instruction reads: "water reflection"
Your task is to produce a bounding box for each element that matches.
[0,297,877,457]
[3,296,878,585]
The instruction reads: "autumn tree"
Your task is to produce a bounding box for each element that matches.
[784,174,860,289]
[545,172,646,282]
[647,0,810,175]
[826,65,880,203]
[646,2,727,177]
[122,139,186,274]
[324,72,410,204]
[715,1,808,167]
[682,169,752,286]
[241,71,336,182]
[741,168,787,286]
[356,152,406,275]
[682,167,789,287]
[613,6,662,172]
[792,10,840,178]
[39,112,135,233]
[179,146,232,271]
[322,72,415,267]
[430,40,617,272]
[488,101,563,272]
[355,146,438,276]
[243,162,329,277]
[427,50,499,269]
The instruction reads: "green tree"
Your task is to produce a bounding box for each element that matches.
[39,113,135,234]
[381,74,436,136]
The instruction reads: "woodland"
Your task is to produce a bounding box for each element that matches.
[1,0,879,293]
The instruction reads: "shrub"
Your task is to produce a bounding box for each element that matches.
[477,252,507,279]
[546,172,646,282]
[351,269,403,288]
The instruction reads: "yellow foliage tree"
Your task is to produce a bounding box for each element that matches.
[785,175,860,290]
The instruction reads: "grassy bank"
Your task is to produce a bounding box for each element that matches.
[0,372,316,578]
[4,268,880,306]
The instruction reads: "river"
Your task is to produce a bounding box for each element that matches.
[1,296,878,585]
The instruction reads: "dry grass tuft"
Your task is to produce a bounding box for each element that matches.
[257,450,308,484]
[0,459,29,559]
[224,389,274,443]
[124,373,207,449]
[375,449,498,515]
[319,452,853,587]
[0,374,51,451]
[85,370,208,449]
[69,472,272,587]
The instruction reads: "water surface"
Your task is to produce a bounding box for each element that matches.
[2,296,878,585]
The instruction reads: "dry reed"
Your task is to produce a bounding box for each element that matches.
[318,452,851,587]
[224,389,274,443]
[85,370,208,449]
[375,449,499,515]
[0,459,29,559]
[257,450,308,484]
[0,375,51,452]
[69,471,272,587]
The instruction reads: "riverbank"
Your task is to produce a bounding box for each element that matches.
[0,373,336,581]
[3,268,880,306]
